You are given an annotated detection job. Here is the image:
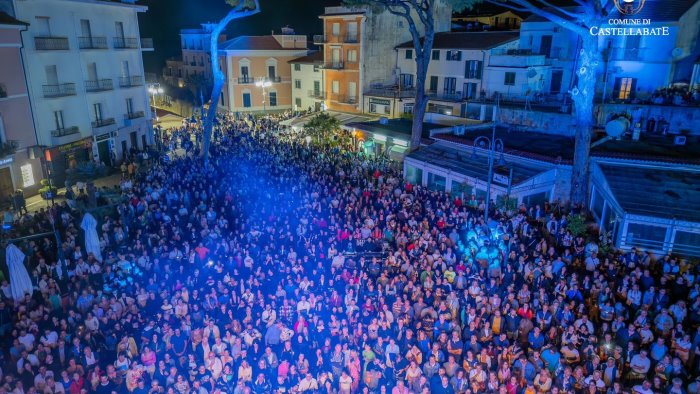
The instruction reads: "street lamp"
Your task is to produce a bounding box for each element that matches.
[147,83,164,118]
[255,79,272,113]
[472,94,505,223]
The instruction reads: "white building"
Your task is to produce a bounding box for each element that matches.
[289,51,324,112]
[12,0,153,183]
[388,31,519,118]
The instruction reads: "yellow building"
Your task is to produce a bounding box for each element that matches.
[220,30,308,112]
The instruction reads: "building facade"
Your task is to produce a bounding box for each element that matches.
[12,0,153,184]
[220,32,308,113]
[316,5,452,114]
[387,32,519,118]
[0,12,42,204]
[289,51,325,112]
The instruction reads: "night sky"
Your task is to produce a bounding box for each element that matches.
[138,0,338,74]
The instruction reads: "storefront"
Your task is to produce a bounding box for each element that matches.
[47,137,93,186]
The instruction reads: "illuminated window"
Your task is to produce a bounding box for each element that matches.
[617,77,634,100]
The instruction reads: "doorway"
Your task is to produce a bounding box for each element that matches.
[97,140,112,166]
[0,167,13,208]
[550,70,563,94]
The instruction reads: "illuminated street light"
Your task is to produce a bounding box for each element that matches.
[255,79,272,113]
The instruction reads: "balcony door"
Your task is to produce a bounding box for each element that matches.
[539,35,552,57]
[347,22,358,41]
[35,16,51,36]
[93,103,104,122]
[115,22,125,39]
[45,65,58,85]
[348,82,356,102]
[80,19,92,38]
[121,61,130,78]
[87,62,98,81]
[443,77,456,95]
[331,48,341,66]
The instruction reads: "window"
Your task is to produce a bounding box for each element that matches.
[347,49,357,63]
[294,79,301,89]
[427,173,446,191]
[269,92,277,107]
[294,64,301,71]
[242,92,251,108]
[403,103,414,114]
[626,223,668,250]
[463,83,477,99]
[369,103,390,114]
[504,72,516,86]
[446,50,462,61]
[405,165,423,184]
[332,80,339,94]
[35,16,51,36]
[400,74,413,89]
[405,49,413,59]
[93,103,103,121]
[428,76,438,93]
[431,50,440,60]
[615,77,635,100]
[313,81,321,95]
[53,110,64,130]
[268,65,276,79]
[332,23,340,37]
[295,97,302,108]
[673,231,700,257]
[126,98,134,114]
[220,92,225,106]
[443,77,456,95]
[465,60,482,79]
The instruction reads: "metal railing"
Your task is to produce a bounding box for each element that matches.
[113,36,138,49]
[324,62,344,70]
[78,36,107,49]
[119,75,144,87]
[125,111,145,120]
[313,34,327,43]
[308,90,326,99]
[237,76,253,84]
[365,87,417,98]
[313,34,358,44]
[345,34,359,43]
[43,83,77,98]
[51,126,79,137]
[92,118,116,128]
[35,36,69,50]
[267,76,282,83]
[428,91,464,102]
[85,79,114,92]
[331,94,357,104]
[140,38,154,49]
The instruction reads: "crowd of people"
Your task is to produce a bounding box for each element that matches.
[0,111,698,394]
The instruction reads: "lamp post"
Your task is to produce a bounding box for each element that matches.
[147,83,164,114]
[472,94,505,223]
[255,79,272,113]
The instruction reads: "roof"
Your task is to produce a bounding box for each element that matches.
[0,12,28,27]
[524,6,586,22]
[347,119,445,141]
[407,142,548,186]
[289,51,323,64]
[453,3,529,19]
[605,0,697,22]
[320,11,365,17]
[599,163,700,222]
[396,32,519,50]
[219,36,304,51]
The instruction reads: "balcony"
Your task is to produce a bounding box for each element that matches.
[78,36,107,49]
[91,118,116,128]
[119,75,144,88]
[267,76,282,83]
[140,38,154,51]
[237,76,253,84]
[125,111,145,120]
[43,83,77,98]
[323,62,344,70]
[345,34,359,43]
[308,90,326,99]
[331,94,357,104]
[489,48,550,67]
[428,91,465,102]
[313,35,327,44]
[34,36,69,50]
[85,79,114,92]
[314,34,359,44]
[113,36,138,49]
[51,126,79,138]
[365,86,417,99]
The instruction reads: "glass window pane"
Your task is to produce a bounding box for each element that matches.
[427,173,446,191]
[673,231,700,257]
[626,223,668,250]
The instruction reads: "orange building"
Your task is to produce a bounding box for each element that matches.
[316,5,452,115]
[220,30,308,113]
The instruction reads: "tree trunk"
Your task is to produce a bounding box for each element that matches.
[569,38,601,207]
[410,51,431,150]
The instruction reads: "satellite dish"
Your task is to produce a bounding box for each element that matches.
[605,117,629,138]
[671,47,683,58]
[527,68,538,78]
